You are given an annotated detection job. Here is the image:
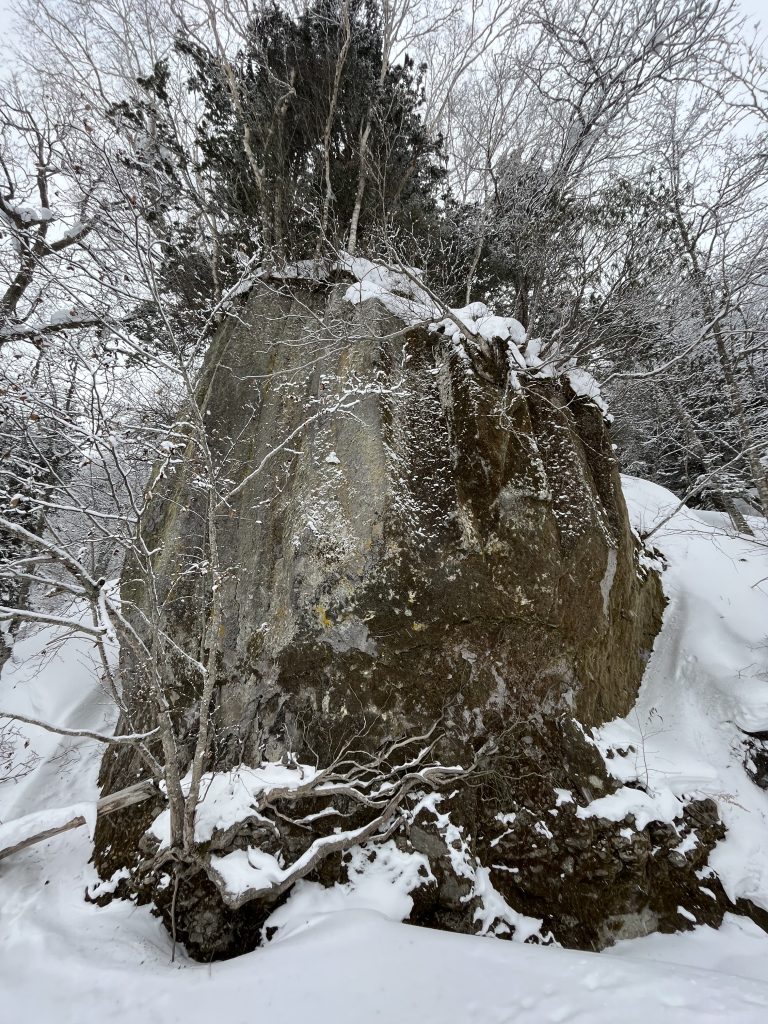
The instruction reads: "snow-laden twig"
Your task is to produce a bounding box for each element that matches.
[0,709,158,747]
[0,605,107,637]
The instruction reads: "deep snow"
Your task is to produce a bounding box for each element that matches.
[1,475,767,1022]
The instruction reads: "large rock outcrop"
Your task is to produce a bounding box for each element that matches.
[95,277,724,959]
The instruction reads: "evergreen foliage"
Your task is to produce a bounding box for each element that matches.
[175,0,447,259]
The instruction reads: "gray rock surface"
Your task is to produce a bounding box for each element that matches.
[95,280,735,959]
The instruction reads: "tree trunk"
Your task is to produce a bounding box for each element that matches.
[346,122,371,257]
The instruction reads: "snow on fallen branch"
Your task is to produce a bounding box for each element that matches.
[206,761,466,909]
[0,779,156,862]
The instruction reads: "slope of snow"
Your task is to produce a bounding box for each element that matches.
[0,799,96,854]
[0,608,118,822]
[610,913,768,984]
[588,477,768,911]
[2,826,767,1024]
[1,476,768,1021]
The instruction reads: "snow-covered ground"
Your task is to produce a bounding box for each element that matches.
[594,478,768,911]
[1,475,768,1022]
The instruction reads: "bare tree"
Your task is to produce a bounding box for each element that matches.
[1,0,766,905]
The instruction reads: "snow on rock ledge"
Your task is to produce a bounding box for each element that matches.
[149,760,318,848]
[340,256,607,410]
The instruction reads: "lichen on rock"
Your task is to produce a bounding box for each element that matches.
[94,273,734,960]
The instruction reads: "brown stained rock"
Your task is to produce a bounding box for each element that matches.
[93,282,689,958]
[480,791,730,950]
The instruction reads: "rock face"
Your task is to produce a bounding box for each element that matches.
[95,279,727,959]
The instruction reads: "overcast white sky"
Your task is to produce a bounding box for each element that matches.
[0,0,766,64]
[0,0,14,36]
[0,0,16,47]
[740,0,768,30]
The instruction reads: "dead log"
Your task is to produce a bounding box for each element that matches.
[0,779,156,862]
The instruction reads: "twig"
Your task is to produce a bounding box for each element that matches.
[0,709,158,747]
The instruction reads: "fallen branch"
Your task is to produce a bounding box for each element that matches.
[207,763,460,908]
[193,726,494,909]
[0,778,157,862]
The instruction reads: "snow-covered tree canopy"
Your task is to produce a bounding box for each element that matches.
[0,1,768,1002]
[1,0,766,512]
